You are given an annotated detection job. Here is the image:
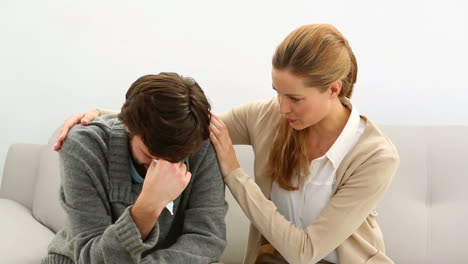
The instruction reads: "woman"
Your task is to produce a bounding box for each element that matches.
[55,24,399,264]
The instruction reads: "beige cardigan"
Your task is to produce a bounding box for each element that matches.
[220,98,399,264]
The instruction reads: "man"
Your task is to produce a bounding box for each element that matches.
[42,73,227,263]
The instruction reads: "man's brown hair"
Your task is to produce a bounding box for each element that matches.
[118,72,211,162]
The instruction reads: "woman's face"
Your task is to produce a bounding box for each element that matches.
[272,69,333,130]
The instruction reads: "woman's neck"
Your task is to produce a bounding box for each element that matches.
[307,98,351,159]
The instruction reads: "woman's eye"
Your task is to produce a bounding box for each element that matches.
[289,97,301,102]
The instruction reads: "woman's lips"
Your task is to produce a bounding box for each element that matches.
[287,119,297,123]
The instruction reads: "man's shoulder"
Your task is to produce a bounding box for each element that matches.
[189,139,216,162]
[62,114,121,155]
[186,139,225,198]
[187,139,221,176]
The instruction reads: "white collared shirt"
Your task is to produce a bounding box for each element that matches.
[270,100,366,264]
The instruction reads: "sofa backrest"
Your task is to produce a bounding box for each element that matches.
[0,143,43,210]
[0,142,67,234]
[378,125,468,264]
[32,142,66,233]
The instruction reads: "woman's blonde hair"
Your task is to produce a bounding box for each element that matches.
[268,24,357,190]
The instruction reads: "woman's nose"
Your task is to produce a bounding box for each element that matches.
[278,97,290,114]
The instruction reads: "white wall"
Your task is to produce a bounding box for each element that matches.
[1,0,467,181]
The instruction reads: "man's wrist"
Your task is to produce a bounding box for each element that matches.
[130,198,165,240]
[132,196,166,219]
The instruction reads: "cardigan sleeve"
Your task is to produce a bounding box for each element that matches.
[218,103,254,145]
[224,151,399,264]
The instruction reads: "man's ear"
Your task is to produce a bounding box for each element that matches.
[329,80,343,98]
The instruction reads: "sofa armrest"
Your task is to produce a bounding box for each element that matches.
[0,143,44,211]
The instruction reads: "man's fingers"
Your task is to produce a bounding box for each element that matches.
[179,162,187,172]
[184,171,192,184]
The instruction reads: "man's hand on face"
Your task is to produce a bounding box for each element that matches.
[142,159,191,209]
[131,159,191,240]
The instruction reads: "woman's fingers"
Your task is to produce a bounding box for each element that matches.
[210,122,222,136]
[210,114,230,145]
[210,123,231,152]
[209,114,240,177]
[210,131,221,149]
[53,139,64,151]
[54,109,100,151]
[54,113,85,151]
[210,114,225,129]
[210,129,225,154]
[81,109,100,125]
[62,113,84,138]
[210,124,229,156]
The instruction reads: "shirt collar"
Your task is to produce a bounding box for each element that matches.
[129,156,145,184]
[325,97,361,169]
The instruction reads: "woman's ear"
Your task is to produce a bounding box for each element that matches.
[329,80,343,98]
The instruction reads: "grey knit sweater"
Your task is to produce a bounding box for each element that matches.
[42,115,227,264]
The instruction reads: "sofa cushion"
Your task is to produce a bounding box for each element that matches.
[377,126,429,263]
[0,198,55,263]
[425,127,468,263]
[221,188,250,264]
[32,145,66,233]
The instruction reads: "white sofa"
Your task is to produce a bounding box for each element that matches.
[1,126,468,263]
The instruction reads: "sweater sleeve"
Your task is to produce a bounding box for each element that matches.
[57,132,160,264]
[219,98,277,146]
[224,152,399,264]
[218,102,256,145]
[141,142,228,263]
